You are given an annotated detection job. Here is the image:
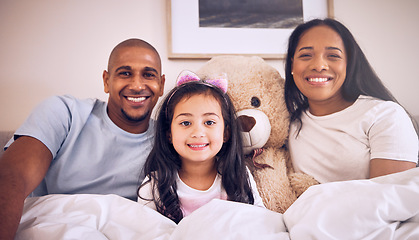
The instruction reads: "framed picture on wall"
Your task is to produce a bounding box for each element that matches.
[167,0,334,59]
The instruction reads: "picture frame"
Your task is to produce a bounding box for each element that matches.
[167,0,334,59]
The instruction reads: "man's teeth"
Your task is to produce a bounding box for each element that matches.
[308,78,328,82]
[127,97,146,102]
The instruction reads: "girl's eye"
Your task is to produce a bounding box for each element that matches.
[205,120,216,126]
[180,121,191,126]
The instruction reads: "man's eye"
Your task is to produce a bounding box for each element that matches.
[119,71,131,77]
[180,121,191,126]
[144,72,156,78]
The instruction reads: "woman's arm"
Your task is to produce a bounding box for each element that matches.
[368,102,418,179]
[369,158,416,178]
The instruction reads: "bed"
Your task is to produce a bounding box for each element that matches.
[16,167,419,240]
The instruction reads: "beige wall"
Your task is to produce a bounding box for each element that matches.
[1,0,418,131]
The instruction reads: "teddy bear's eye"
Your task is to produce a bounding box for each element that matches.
[251,97,261,108]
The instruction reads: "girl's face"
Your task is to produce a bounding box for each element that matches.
[292,25,348,114]
[170,94,225,165]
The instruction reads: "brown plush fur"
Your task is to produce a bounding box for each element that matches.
[197,55,318,213]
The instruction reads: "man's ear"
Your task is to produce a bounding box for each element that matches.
[103,70,110,93]
[159,74,166,97]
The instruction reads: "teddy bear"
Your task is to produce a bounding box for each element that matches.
[196,55,319,213]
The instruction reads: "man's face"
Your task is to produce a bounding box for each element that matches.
[103,46,165,132]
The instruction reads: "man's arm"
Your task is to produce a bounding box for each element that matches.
[0,136,52,240]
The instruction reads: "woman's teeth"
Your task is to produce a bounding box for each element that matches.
[308,78,328,82]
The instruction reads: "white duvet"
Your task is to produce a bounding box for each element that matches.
[16,168,419,240]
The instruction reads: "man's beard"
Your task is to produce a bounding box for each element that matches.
[121,109,150,122]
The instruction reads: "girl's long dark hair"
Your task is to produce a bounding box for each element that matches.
[284,18,418,133]
[138,81,254,223]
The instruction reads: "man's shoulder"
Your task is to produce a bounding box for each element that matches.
[46,95,103,106]
[40,95,105,114]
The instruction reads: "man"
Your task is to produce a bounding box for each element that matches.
[0,38,165,239]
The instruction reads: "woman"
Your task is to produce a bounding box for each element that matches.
[284,18,418,183]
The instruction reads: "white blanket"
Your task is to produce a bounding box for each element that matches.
[16,168,419,240]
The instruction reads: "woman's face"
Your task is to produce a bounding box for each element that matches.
[291,25,348,113]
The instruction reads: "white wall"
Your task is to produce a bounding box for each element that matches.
[1,0,418,131]
[333,0,419,118]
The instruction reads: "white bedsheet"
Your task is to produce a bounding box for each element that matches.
[16,168,419,240]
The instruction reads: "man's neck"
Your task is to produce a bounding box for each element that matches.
[106,108,150,134]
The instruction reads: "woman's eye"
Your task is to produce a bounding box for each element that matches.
[297,53,311,59]
[328,54,342,59]
[298,52,312,60]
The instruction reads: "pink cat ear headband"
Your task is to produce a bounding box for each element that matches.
[175,70,228,93]
[165,70,229,118]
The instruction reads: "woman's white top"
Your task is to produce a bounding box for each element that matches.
[289,95,418,183]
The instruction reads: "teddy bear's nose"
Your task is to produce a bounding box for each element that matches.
[238,115,256,132]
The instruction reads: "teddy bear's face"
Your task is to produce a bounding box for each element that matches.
[196,56,290,151]
[237,108,271,154]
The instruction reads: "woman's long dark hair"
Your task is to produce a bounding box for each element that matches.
[138,81,254,223]
[284,18,418,133]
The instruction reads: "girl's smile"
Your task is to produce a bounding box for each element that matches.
[187,143,209,150]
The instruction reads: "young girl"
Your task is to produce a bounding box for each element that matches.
[138,70,265,223]
[284,18,418,183]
